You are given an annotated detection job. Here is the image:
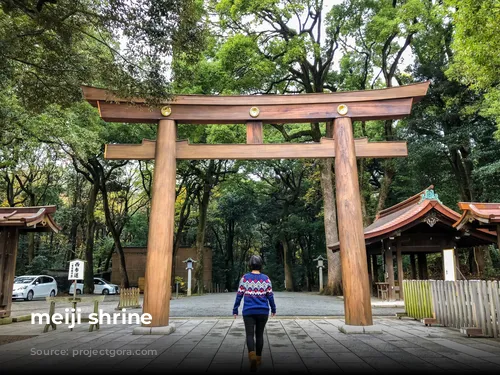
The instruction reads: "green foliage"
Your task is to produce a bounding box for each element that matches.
[446,0,500,90]
[25,255,50,275]
[445,0,500,136]
[0,0,206,109]
[174,276,186,292]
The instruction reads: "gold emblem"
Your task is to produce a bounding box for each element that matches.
[249,107,260,118]
[160,106,172,117]
[337,104,348,116]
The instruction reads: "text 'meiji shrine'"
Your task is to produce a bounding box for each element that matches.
[82,82,430,333]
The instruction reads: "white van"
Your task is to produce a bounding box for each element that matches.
[12,275,58,301]
[69,277,119,295]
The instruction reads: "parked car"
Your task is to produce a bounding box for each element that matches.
[12,275,58,301]
[69,277,119,295]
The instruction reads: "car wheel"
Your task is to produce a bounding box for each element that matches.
[76,289,82,294]
[26,290,34,301]
[102,289,110,295]
[50,290,56,297]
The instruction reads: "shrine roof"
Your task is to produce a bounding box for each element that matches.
[454,202,500,230]
[329,186,497,251]
[0,206,60,232]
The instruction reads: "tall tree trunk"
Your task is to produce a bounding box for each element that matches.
[358,121,370,225]
[195,184,210,294]
[376,119,396,212]
[358,159,370,226]
[225,220,235,290]
[320,122,341,295]
[376,162,395,212]
[84,181,99,294]
[474,246,487,277]
[448,148,474,201]
[171,191,193,288]
[299,236,312,292]
[27,194,36,263]
[468,248,477,275]
[100,175,130,289]
[68,175,81,262]
[320,158,341,295]
[282,236,293,291]
[27,233,35,263]
[103,244,115,273]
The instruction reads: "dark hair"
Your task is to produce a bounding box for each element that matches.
[249,255,263,271]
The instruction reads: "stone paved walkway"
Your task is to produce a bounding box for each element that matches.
[1,318,500,373]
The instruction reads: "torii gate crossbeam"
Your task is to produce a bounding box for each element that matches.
[82,82,429,334]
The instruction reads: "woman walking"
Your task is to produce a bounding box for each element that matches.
[233,255,276,372]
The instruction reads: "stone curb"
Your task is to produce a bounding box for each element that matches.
[133,323,176,335]
[338,324,384,334]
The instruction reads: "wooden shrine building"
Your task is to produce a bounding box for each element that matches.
[0,206,60,317]
[454,202,500,250]
[83,82,429,331]
[329,187,498,301]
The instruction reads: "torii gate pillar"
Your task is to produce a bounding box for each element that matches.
[334,117,373,326]
[139,120,177,333]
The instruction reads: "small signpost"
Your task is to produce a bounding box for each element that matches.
[183,257,197,296]
[67,259,85,331]
[314,255,327,293]
[68,259,85,300]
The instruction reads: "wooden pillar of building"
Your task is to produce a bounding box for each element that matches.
[417,253,428,279]
[372,254,379,283]
[371,254,379,296]
[143,120,176,327]
[410,254,417,279]
[384,241,395,300]
[497,224,500,251]
[455,248,460,278]
[334,116,373,326]
[0,228,19,318]
[367,255,373,296]
[396,238,404,300]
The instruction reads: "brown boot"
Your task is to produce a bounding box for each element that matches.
[248,351,257,372]
[256,355,262,366]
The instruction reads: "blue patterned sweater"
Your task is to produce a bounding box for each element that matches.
[233,272,276,316]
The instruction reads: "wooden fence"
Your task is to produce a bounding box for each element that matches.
[116,288,141,310]
[403,279,500,338]
[430,280,500,338]
[403,280,434,320]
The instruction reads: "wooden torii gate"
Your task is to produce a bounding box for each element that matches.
[82,82,429,332]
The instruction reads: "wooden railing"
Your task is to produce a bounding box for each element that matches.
[403,280,433,320]
[430,280,500,338]
[116,288,141,310]
[403,279,500,338]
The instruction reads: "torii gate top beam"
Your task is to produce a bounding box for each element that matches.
[82,82,429,124]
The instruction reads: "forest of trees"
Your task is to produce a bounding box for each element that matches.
[1,0,499,294]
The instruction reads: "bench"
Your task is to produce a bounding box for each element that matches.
[43,295,105,333]
[375,282,389,300]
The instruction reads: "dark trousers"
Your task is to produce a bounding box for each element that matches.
[243,314,269,356]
